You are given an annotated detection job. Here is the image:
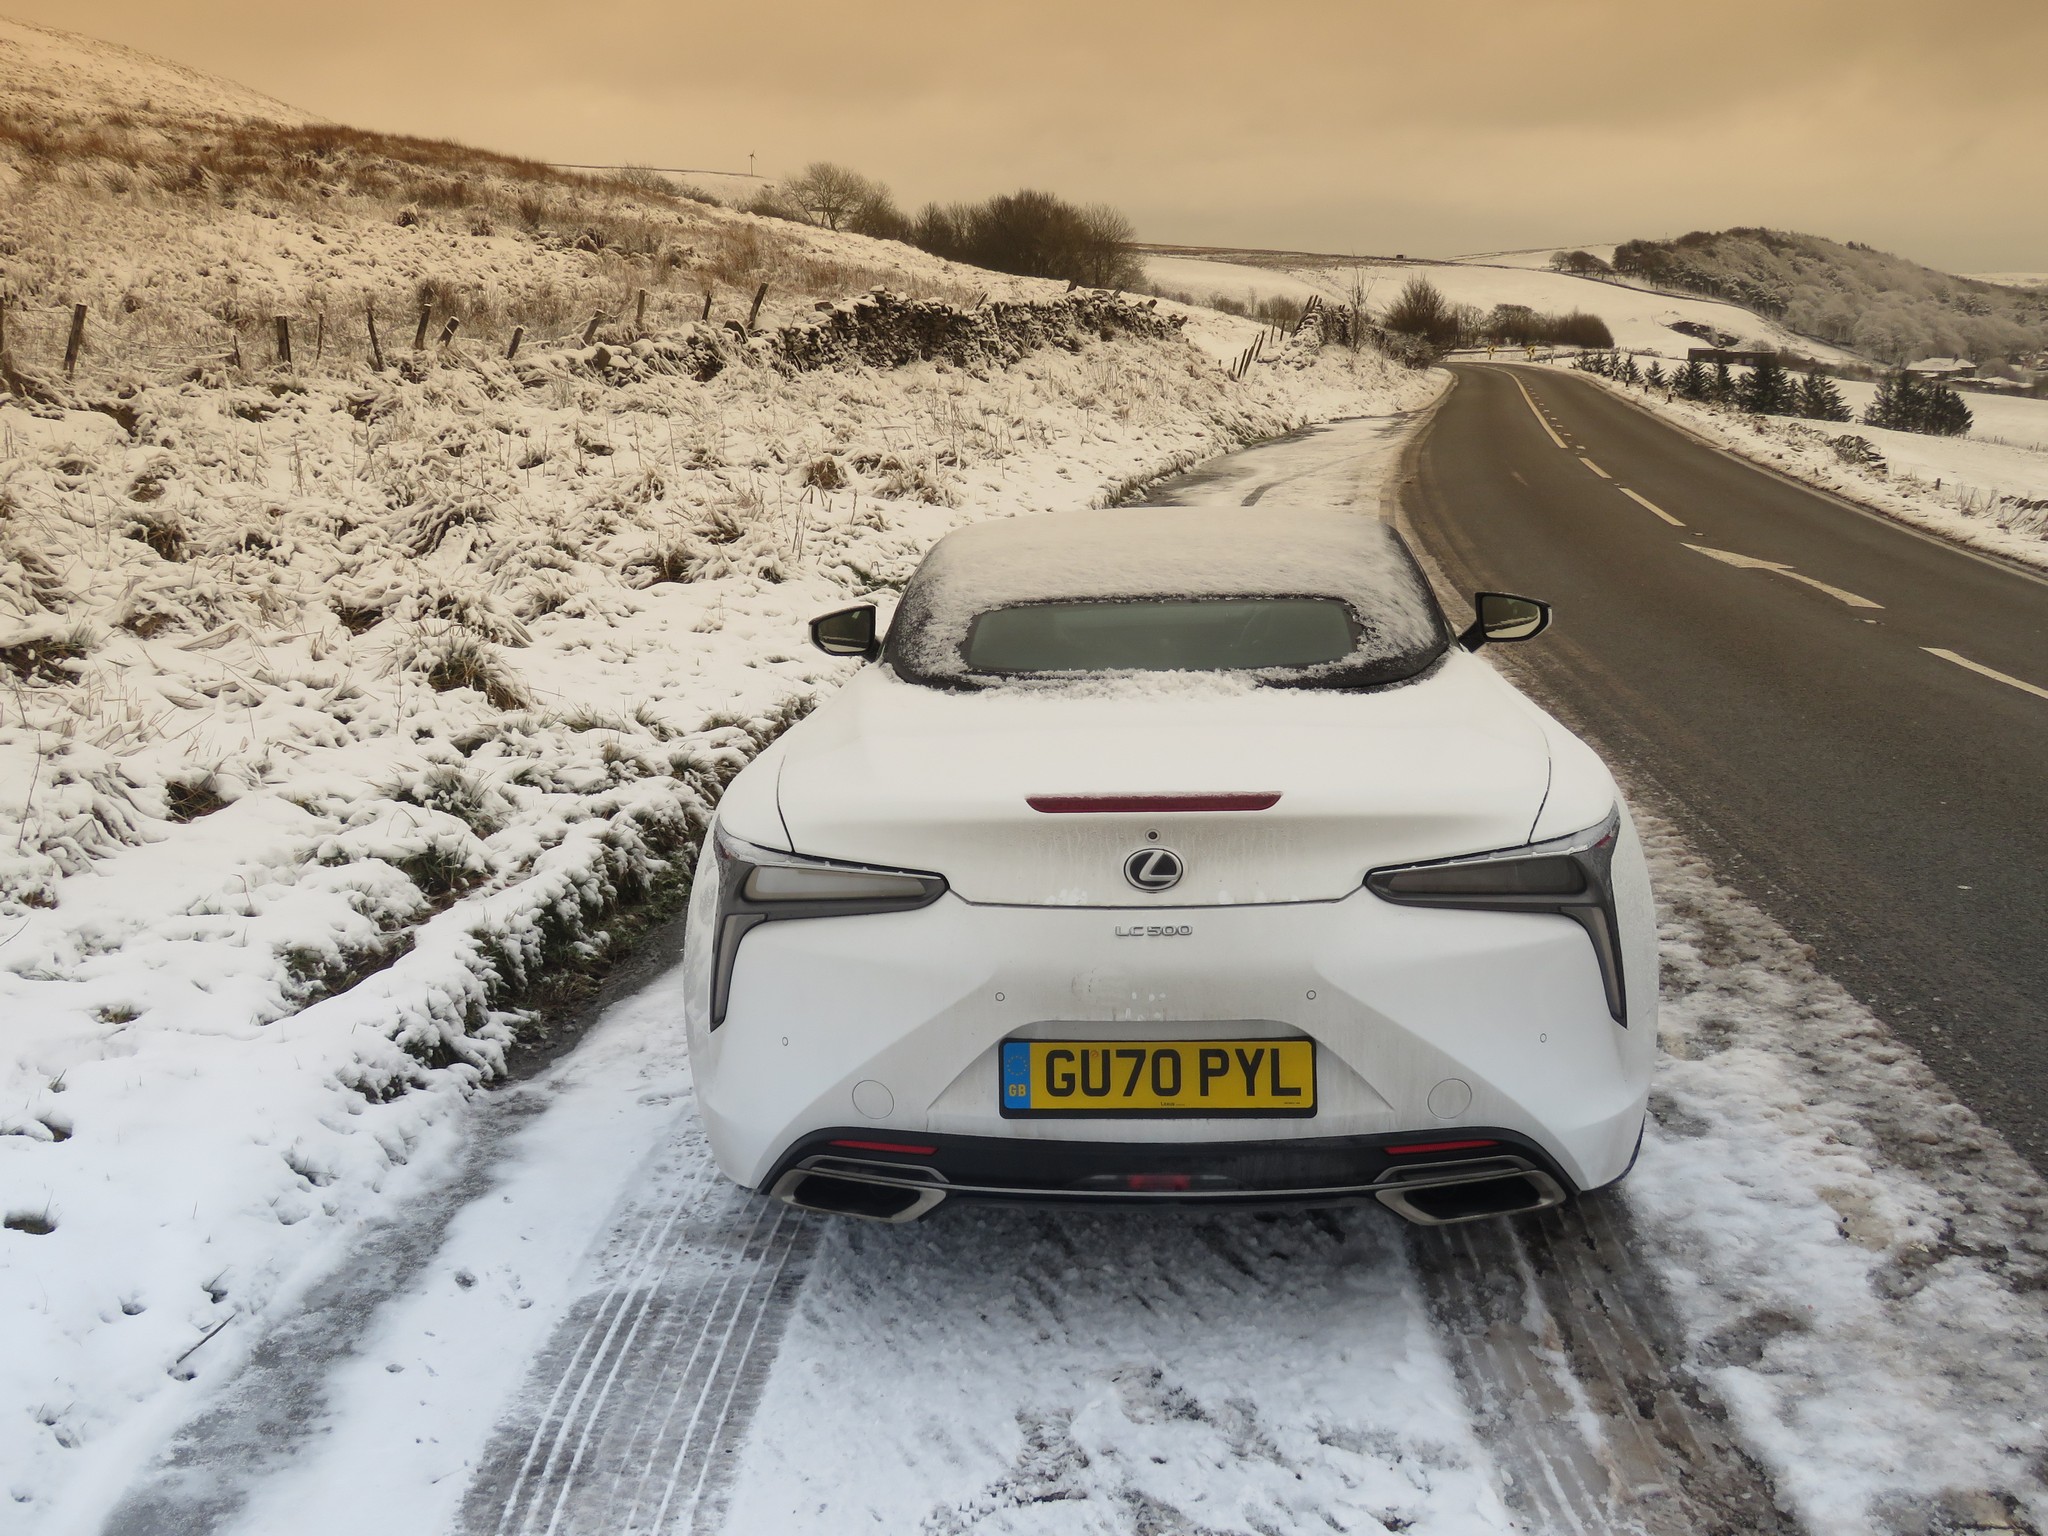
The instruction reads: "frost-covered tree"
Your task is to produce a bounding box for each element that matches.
[1711,360,1735,403]
[1673,358,1711,400]
[1644,360,1668,391]
[1796,371,1851,422]
[1616,353,1643,386]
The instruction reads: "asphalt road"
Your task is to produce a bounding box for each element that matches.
[1401,363,2048,1172]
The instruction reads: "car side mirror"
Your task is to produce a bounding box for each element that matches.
[1459,592,1551,651]
[810,603,881,660]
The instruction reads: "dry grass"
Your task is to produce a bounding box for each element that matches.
[0,106,997,385]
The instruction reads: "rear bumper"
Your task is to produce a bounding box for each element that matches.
[765,1126,1587,1226]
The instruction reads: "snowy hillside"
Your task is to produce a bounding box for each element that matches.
[0,15,307,130]
[1143,253,1863,364]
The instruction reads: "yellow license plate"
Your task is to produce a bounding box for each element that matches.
[999,1038,1316,1117]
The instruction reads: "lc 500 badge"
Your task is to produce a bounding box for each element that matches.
[1114,924,1193,938]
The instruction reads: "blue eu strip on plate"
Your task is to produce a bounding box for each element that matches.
[1000,1040,1032,1110]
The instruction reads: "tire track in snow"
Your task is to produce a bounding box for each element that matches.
[1406,1194,1799,1536]
[455,1174,813,1536]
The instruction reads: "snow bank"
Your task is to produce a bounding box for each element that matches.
[1551,366,2048,569]
[0,296,1437,1519]
[1631,808,2048,1534]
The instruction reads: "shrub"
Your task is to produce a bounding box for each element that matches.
[422,631,530,709]
[911,189,1143,290]
[1381,277,1466,353]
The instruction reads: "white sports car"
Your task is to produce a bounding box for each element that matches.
[682,508,1654,1226]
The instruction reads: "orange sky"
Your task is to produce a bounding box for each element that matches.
[22,0,2048,270]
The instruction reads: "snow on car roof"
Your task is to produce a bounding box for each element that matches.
[885,507,1449,689]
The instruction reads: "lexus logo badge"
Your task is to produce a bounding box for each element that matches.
[1124,847,1184,892]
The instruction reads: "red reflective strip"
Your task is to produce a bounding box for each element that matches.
[1384,1138,1498,1156]
[829,1139,938,1155]
[1126,1173,1193,1192]
[1026,792,1282,814]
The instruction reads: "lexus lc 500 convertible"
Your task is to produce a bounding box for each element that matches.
[681,507,1655,1226]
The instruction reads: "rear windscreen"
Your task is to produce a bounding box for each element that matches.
[964,597,1359,674]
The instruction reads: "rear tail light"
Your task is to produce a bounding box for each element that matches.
[1366,809,1629,1025]
[1385,1139,1499,1156]
[706,828,946,1027]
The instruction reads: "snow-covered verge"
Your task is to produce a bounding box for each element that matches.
[0,295,1439,1520]
[1547,366,2048,571]
[1630,806,2048,1535]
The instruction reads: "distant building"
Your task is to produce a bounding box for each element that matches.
[1904,357,1976,378]
[1687,348,1775,367]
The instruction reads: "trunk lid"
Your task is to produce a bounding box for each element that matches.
[775,657,1551,907]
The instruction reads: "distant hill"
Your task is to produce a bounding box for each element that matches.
[1611,229,2048,367]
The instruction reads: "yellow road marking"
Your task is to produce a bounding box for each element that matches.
[1923,648,2048,701]
[1687,545,1884,608]
[1580,457,1611,479]
[1618,487,1684,526]
[1507,373,1567,449]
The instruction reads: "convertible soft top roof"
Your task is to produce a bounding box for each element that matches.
[884,507,1451,689]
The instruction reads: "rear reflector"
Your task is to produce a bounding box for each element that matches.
[1026,792,1282,814]
[1126,1173,1193,1191]
[829,1139,938,1156]
[1384,1138,1499,1156]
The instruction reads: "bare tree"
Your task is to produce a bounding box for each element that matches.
[781,161,882,231]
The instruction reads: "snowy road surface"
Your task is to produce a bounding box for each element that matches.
[91,412,2048,1536]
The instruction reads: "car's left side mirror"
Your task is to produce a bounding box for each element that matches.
[1459,591,1551,651]
[810,603,881,660]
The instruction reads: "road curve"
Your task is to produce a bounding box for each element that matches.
[1400,364,2048,1171]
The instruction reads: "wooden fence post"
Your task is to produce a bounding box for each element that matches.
[582,311,603,345]
[366,306,385,371]
[634,288,648,332]
[64,303,87,377]
[314,311,326,362]
[506,326,524,360]
[413,305,432,350]
[437,317,460,346]
[746,282,768,330]
[275,315,293,368]
[700,291,713,321]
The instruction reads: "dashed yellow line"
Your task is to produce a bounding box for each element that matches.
[1618,487,1684,527]
[1923,648,2048,702]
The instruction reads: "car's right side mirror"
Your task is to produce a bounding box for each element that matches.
[810,603,881,660]
[1459,591,1551,651]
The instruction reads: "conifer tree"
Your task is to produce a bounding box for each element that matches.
[1796,371,1851,422]
[1737,355,1796,415]
[1644,360,1668,392]
[1711,360,1735,403]
[1673,359,1711,400]
[1618,353,1643,386]
[1921,382,1973,436]
[1865,372,1921,430]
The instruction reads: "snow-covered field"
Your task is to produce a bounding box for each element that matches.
[1143,253,1861,364]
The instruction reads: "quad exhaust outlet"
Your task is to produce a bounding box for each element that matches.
[769,1154,1568,1227]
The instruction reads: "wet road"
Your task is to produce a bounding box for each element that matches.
[1397,365,2048,1172]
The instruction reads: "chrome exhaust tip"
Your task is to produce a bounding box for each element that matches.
[1373,1159,1568,1226]
[769,1163,947,1223]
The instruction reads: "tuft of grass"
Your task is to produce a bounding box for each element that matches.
[126,505,187,560]
[164,776,229,822]
[422,631,531,710]
[1,623,94,684]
